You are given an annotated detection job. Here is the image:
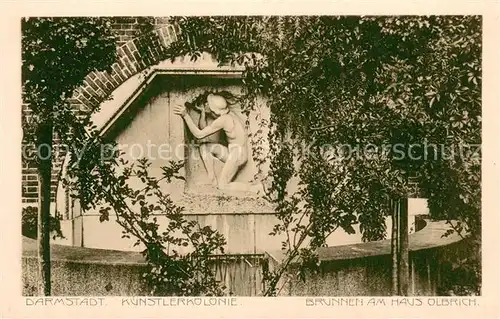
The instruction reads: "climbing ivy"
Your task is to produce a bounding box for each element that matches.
[22,17,228,296]
[166,16,482,295]
[22,16,480,296]
[62,132,228,296]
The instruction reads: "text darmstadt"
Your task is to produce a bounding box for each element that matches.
[25,297,106,306]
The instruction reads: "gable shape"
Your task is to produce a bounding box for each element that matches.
[91,53,245,138]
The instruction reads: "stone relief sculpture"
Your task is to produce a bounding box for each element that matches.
[174,92,264,194]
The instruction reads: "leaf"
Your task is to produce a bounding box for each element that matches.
[429,97,435,108]
[98,207,110,222]
[344,225,356,235]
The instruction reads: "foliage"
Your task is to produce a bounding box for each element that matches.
[22,17,119,295]
[167,16,482,295]
[184,90,244,111]
[438,238,481,296]
[21,16,480,296]
[22,17,227,296]
[94,156,227,296]
[62,141,227,295]
[53,87,228,295]
[22,206,64,240]
[133,17,170,68]
[22,17,117,150]
[55,97,228,295]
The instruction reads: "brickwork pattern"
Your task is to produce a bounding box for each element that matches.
[21,17,179,205]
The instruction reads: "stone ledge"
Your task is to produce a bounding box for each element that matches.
[266,220,464,265]
[177,191,274,215]
[78,192,276,217]
[22,236,265,296]
[22,236,147,266]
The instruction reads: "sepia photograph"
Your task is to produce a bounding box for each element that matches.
[18,14,484,304]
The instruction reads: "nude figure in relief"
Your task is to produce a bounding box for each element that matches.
[174,93,263,194]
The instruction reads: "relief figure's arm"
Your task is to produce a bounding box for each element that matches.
[198,107,208,129]
[183,113,224,139]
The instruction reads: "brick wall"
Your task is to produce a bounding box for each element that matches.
[111,17,172,45]
[21,17,178,206]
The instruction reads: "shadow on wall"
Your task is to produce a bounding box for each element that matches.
[275,250,443,296]
[265,219,466,296]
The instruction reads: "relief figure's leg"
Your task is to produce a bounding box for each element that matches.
[218,150,242,188]
[218,145,262,193]
[200,143,228,185]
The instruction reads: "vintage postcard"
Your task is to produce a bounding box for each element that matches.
[1,0,499,318]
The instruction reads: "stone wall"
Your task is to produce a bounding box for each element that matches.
[279,252,439,296]
[22,236,265,296]
[267,220,463,296]
[22,256,149,296]
[22,226,462,297]
[22,249,438,297]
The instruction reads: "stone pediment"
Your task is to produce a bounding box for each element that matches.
[91,52,245,137]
